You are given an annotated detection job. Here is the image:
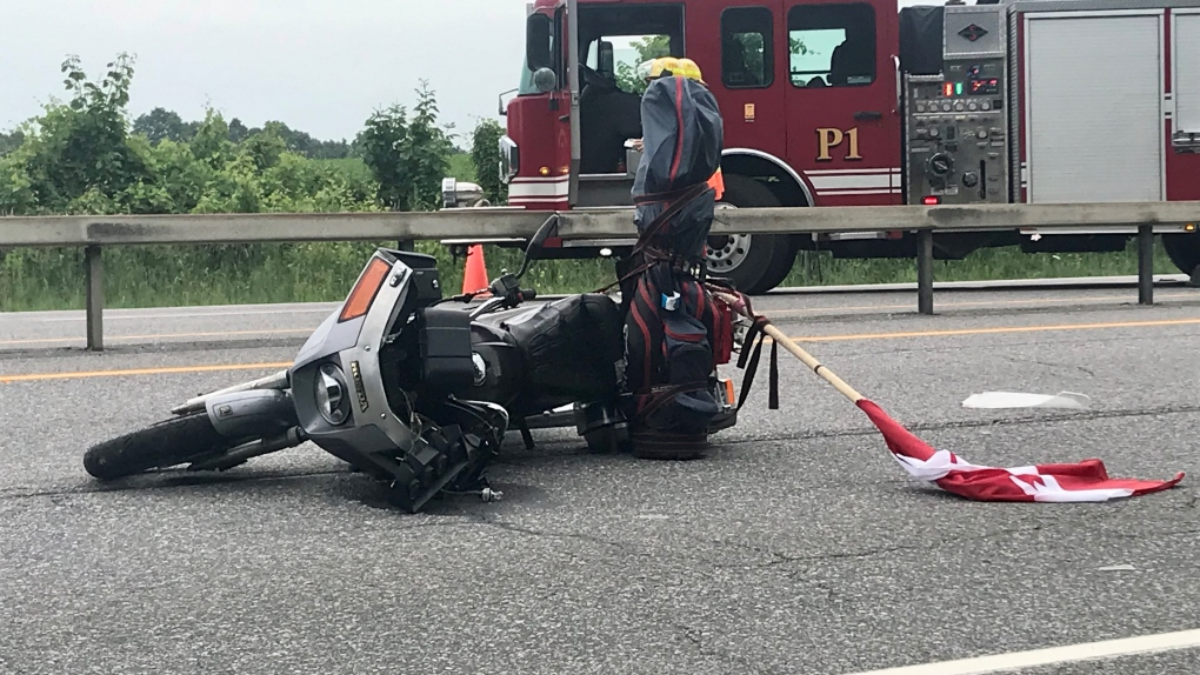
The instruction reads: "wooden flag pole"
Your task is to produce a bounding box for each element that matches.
[709,291,1187,503]
[715,291,865,404]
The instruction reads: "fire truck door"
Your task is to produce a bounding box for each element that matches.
[783,0,901,205]
[706,1,786,165]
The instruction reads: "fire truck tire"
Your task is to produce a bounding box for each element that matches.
[1162,234,1200,279]
[707,174,796,295]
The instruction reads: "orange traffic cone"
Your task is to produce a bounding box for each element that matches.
[461,244,491,296]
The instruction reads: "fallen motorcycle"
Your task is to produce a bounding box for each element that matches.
[82,216,745,513]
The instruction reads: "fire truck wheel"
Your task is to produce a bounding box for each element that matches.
[706,174,796,295]
[1162,233,1200,279]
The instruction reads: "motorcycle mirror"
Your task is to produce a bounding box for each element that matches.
[515,214,559,279]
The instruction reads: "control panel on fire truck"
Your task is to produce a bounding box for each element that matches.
[904,4,1010,206]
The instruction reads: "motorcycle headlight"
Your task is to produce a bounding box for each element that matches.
[472,352,487,386]
[314,363,351,426]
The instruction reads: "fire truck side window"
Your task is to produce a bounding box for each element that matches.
[721,7,775,89]
[576,4,684,174]
[787,3,876,88]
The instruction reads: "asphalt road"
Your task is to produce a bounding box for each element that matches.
[2,285,1200,674]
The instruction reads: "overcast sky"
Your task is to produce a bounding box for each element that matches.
[0,0,931,143]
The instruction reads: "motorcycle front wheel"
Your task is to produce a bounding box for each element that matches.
[83,413,238,480]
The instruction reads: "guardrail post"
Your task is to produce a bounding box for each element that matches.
[1137,225,1154,306]
[917,229,934,315]
[85,245,104,351]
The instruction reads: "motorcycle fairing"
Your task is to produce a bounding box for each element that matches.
[289,249,443,459]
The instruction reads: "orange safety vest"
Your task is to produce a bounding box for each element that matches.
[707,167,725,200]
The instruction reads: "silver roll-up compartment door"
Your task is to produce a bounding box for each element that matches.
[1024,11,1164,203]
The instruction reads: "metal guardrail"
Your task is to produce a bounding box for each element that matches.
[2,200,1199,350]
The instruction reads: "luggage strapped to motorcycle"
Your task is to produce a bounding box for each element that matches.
[596,181,780,426]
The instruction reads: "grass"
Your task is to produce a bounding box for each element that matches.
[311,157,376,183]
[780,239,1181,288]
[0,236,1181,313]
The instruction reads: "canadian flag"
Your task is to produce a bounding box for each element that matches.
[856,399,1185,502]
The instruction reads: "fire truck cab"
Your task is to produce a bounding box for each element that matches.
[465,0,1200,294]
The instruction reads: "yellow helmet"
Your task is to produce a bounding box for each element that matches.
[676,58,705,84]
[637,56,682,82]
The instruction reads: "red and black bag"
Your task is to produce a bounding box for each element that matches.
[621,259,721,444]
[612,75,728,458]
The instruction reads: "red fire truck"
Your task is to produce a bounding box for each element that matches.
[448,0,1200,294]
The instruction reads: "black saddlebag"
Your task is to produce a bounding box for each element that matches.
[504,293,626,402]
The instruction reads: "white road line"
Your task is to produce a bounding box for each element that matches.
[841,629,1200,675]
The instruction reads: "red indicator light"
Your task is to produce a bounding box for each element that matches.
[923,196,942,205]
[943,82,954,97]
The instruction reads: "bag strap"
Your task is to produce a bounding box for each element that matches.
[733,315,779,411]
[592,181,712,296]
[711,285,777,412]
[632,381,713,423]
[632,182,711,257]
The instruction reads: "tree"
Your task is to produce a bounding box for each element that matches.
[132,107,191,144]
[357,104,410,210]
[227,118,250,144]
[470,118,505,205]
[189,108,234,169]
[615,35,672,94]
[358,81,455,212]
[241,123,288,171]
[129,108,352,159]
[0,130,26,157]
[13,53,151,213]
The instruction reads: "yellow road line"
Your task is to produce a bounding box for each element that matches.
[764,291,1196,317]
[0,362,293,384]
[5,316,1200,383]
[791,317,1200,342]
[0,328,311,347]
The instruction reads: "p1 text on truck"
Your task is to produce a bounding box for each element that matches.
[441,0,1200,295]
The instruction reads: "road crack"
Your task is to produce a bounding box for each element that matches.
[709,520,1200,573]
[466,515,655,562]
[1000,355,1096,377]
[710,524,1044,570]
[673,622,782,675]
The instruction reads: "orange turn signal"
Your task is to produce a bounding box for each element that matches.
[339,257,391,322]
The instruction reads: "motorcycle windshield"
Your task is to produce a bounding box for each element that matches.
[631,75,724,260]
